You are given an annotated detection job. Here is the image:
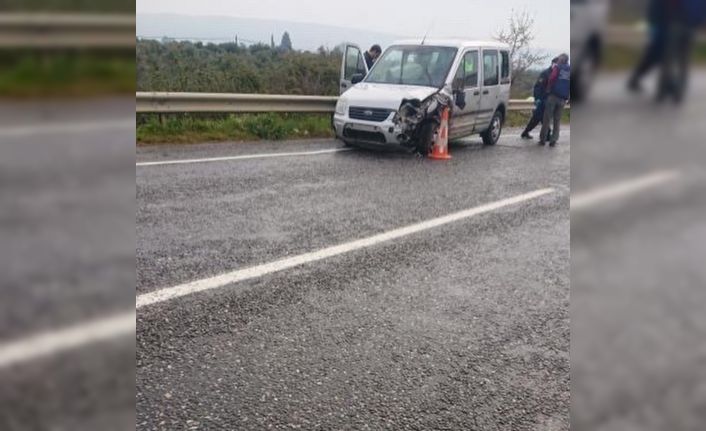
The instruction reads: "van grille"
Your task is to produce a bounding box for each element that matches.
[349,106,393,122]
[343,127,387,144]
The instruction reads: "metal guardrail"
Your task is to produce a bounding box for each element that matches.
[136,92,541,113]
[136,92,339,113]
[0,13,135,48]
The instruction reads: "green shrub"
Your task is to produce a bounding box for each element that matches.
[243,113,288,139]
[136,112,334,144]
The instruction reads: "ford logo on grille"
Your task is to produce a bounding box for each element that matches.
[364,110,374,116]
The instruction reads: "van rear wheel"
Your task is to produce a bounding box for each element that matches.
[481,110,503,146]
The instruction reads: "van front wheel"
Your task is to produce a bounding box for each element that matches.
[416,120,436,155]
[481,110,503,146]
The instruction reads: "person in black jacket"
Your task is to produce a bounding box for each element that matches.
[521,58,557,140]
[364,45,382,70]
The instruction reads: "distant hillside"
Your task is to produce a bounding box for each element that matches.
[137,14,402,52]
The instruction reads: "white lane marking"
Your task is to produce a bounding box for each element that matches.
[0,311,135,369]
[136,131,570,167]
[137,188,555,309]
[136,148,352,167]
[571,170,681,211]
[0,119,134,137]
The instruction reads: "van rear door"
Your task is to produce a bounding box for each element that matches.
[340,44,368,94]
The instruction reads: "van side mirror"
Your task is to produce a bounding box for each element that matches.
[351,73,364,84]
[452,77,464,92]
[454,90,466,110]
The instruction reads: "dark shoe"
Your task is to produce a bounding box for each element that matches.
[538,141,546,146]
[521,132,532,140]
[549,142,557,147]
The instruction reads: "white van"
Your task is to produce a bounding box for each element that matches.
[334,40,511,153]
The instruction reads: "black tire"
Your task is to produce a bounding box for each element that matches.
[416,120,437,155]
[481,110,503,146]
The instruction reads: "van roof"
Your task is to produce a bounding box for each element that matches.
[389,39,510,50]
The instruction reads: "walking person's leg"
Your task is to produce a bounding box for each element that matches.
[628,27,667,91]
[522,108,542,138]
[674,24,694,103]
[539,97,555,145]
[657,21,677,102]
[550,98,565,146]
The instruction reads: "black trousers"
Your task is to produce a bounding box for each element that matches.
[630,26,667,84]
[657,23,694,103]
[523,105,549,135]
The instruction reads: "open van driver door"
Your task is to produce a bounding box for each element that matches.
[340,44,369,94]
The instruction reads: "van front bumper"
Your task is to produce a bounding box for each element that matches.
[332,114,405,148]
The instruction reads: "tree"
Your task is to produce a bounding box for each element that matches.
[279,31,293,51]
[494,10,548,83]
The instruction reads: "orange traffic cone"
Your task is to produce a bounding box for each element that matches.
[429,106,451,160]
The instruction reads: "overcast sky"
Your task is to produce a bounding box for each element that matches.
[137,0,570,52]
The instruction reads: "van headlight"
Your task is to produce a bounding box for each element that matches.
[335,99,348,116]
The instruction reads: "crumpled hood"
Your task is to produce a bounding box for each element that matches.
[340,83,444,110]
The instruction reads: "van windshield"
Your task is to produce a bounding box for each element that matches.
[365,45,458,88]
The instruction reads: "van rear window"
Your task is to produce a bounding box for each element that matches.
[501,51,510,84]
[483,50,499,86]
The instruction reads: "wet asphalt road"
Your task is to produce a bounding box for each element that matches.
[136,129,570,429]
[571,73,706,430]
[0,99,135,430]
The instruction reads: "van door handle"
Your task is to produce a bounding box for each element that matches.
[473,90,480,95]
[482,90,489,95]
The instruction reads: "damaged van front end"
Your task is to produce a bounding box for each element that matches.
[394,91,453,154]
[333,84,453,154]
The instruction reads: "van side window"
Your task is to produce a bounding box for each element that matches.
[463,51,478,87]
[453,50,478,89]
[501,51,510,84]
[483,50,499,86]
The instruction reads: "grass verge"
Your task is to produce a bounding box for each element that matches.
[603,43,706,71]
[137,113,335,144]
[505,109,571,129]
[137,110,570,144]
[0,52,135,98]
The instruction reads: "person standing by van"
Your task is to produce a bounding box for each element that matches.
[540,54,570,147]
[655,0,705,103]
[521,57,557,140]
[364,45,382,70]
